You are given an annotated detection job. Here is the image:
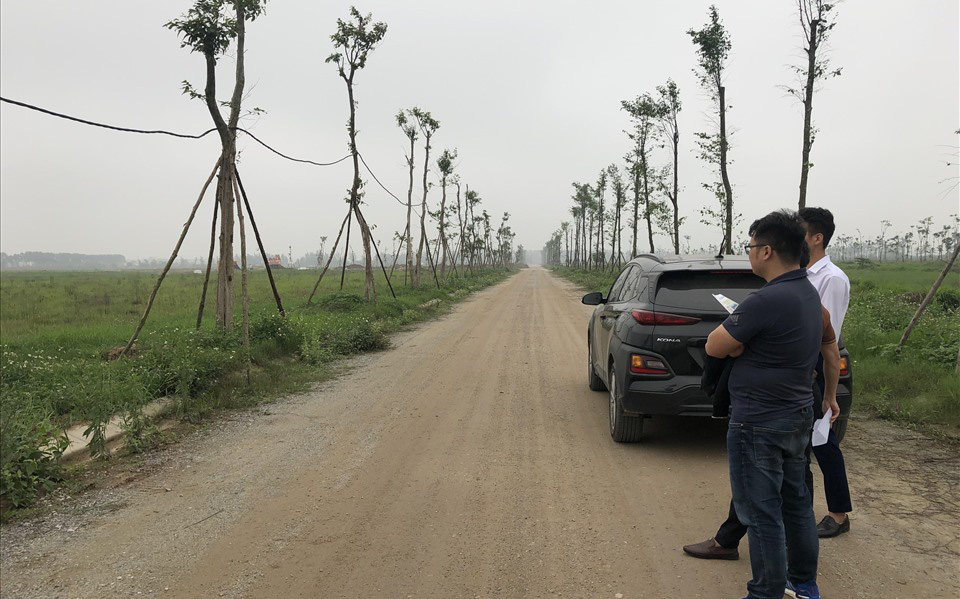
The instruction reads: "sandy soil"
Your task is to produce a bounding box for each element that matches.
[1,267,957,598]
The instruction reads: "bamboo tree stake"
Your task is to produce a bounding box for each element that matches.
[231,174,251,384]
[234,168,284,317]
[421,230,442,288]
[196,193,220,329]
[389,227,407,281]
[307,210,350,304]
[340,206,354,290]
[433,232,442,269]
[897,243,960,351]
[441,234,460,280]
[355,204,396,299]
[123,158,221,356]
[447,239,463,282]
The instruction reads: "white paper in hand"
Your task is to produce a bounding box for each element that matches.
[812,408,832,447]
[712,293,740,315]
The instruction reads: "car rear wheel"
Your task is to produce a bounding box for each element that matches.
[608,364,644,443]
[588,337,605,391]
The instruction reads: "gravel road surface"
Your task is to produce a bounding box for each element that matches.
[2,267,957,598]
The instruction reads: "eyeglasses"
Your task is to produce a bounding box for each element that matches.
[743,243,769,255]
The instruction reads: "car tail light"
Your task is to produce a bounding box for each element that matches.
[631,310,701,325]
[631,354,670,375]
[839,356,849,377]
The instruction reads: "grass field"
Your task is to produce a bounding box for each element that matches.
[551,260,960,434]
[0,265,515,509]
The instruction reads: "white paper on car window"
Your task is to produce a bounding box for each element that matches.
[812,408,832,446]
[712,293,739,315]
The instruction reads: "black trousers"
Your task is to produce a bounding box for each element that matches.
[715,381,853,548]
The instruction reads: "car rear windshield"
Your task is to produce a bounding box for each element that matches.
[654,271,764,312]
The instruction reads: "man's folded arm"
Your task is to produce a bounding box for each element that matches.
[706,324,744,358]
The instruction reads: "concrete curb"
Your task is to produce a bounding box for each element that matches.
[60,398,173,462]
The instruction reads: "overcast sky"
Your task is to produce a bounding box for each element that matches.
[1,0,957,261]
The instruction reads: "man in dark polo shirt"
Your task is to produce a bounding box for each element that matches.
[704,210,823,599]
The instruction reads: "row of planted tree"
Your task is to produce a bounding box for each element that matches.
[122,2,520,358]
[544,3,958,269]
[390,108,519,291]
[544,1,866,268]
[544,209,960,268]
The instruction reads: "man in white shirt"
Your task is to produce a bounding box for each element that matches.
[799,207,852,538]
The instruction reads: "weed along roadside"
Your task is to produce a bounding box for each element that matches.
[0,267,519,514]
[549,260,960,435]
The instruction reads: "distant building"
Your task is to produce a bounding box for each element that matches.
[268,254,284,269]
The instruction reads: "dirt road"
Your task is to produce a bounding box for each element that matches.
[2,267,957,598]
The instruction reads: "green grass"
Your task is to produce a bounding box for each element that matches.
[550,260,960,433]
[0,265,515,509]
[838,261,959,432]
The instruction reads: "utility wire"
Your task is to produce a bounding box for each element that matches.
[2,97,472,271]
[358,151,422,219]
[0,96,350,167]
[3,95,429,223]
[358,152,406,207]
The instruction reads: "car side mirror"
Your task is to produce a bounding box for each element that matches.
[581,292,605,305]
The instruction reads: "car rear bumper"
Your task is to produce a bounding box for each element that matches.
[622,376,713,416]
[621,378,855,420]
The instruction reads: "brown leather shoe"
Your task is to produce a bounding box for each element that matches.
[682,538,739,560]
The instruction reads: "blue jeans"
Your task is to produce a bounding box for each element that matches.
[728,407,819,599]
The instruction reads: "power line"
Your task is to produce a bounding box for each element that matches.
[3,95,431,220]
[358,152,406,207]
[358,152,422,219]
[0,96,350,167]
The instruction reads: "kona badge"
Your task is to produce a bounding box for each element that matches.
[657,337,681,343]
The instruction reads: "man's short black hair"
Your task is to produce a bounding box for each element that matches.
[748,210,807,264]
[798,207,836,248]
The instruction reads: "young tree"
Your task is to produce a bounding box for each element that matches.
[435,148,458,277]
[606,164,626,267]
[594,170,608,268]
[695,134,741,250]
[688,5,734,253]
[878,219,891,261]
[786,0,842,209]
[461,185,482,271]
[621,94,661,255]
[583,185,597,269]
[495,212,513,266]
[916,216,934,261]
[396,109,419,284]
[654,80,682,254]
[166,0,266,329]
[451,175,465,269]
[570,182,592,267]
[412,109,440,286]
[480,210,493,265]
[570,205,582,266]
[326,6,388,301]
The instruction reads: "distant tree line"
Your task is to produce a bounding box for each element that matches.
[829,215,959,263]
[0,252,127,270]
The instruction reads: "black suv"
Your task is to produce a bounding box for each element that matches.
[582,254,853,442]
